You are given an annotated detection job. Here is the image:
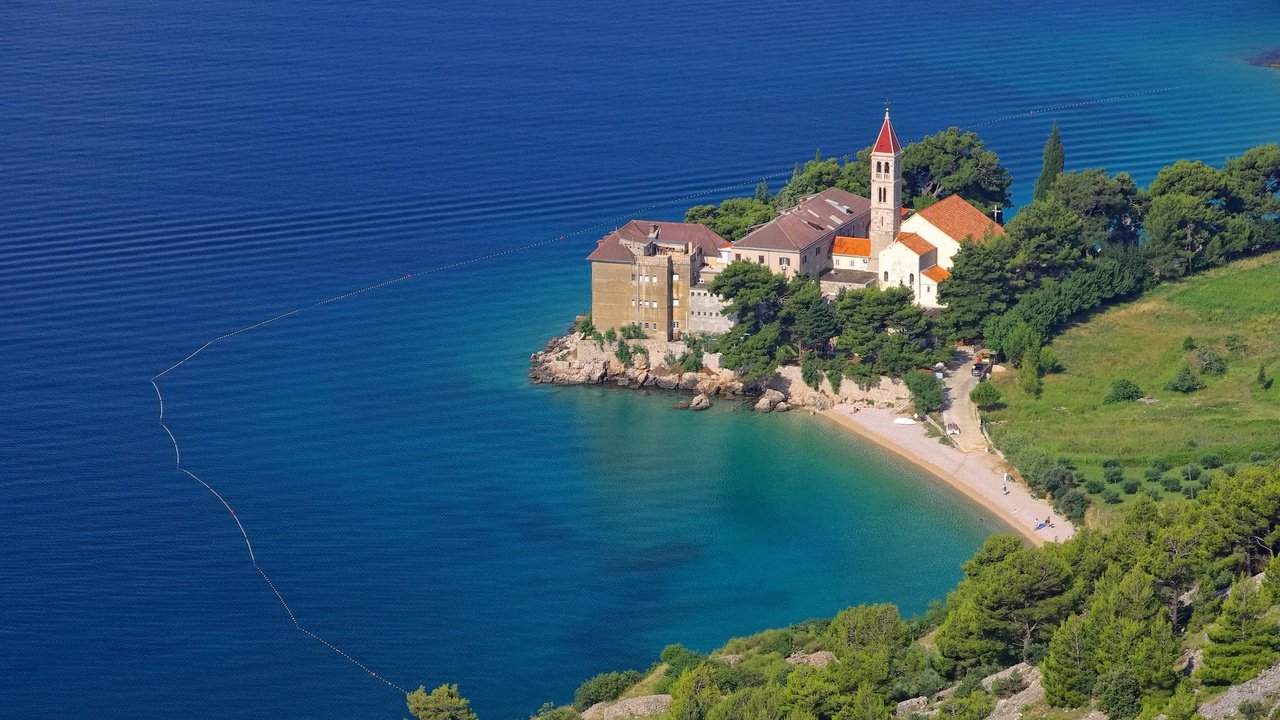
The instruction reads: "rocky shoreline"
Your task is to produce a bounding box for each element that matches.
[529,330,912,413]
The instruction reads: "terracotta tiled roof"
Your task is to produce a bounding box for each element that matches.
[922,265,951,283]
[913,194,1004,244]
[873,111,902,155]
[896,232,935,256]
[733,187,870,252]
[586,220,728,262]
[832,236,871,257]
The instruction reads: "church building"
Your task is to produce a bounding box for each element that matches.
[850,109,1004,308]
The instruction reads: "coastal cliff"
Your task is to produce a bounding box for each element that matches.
[529,331,912,412]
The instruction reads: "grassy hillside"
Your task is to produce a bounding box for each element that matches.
[985,251,1280,518]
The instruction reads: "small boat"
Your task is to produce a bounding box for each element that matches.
[893,417,916,425]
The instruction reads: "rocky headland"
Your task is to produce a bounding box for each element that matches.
[529,331,912,413]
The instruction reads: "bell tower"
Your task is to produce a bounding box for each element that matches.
[869,108,902,275]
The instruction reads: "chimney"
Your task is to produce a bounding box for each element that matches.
[648,224,660,239]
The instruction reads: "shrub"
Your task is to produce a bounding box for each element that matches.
[1122,479,1140,494]
[1038,346,1061,374]
[1143,467,1164,481]
[1144,486,1162,500]
[1102,489,1122,504]
[1022,370,1044,397]
[614,341,633,366]
[1201,454,1223,469]
[1085,479,1105,494]
[1055,488,1092,524]
[603,328,617,344]
[1150,456,1171,472]
[904,371,945,414]
[1101,458,1122,469]
[1194,349,1227,375]
[1182,483,1201,500]
[1224,464,1238,477]
[826,369,843,394]
[1259,364,1270,389]
[660,644,705,681]
[1104,379,1144,404]
[1250,452,1270,464]
[970,382,1003,409]
[1167,365,1206,393]
[1104,466,1125,483]
[1094,668,1141,719]
[573,670,642,710]
[576,314,596,335]
[1225,334,1247,353]
[664,351,679,370]
[990,671,1027,699]
[1161,475,1184,493]
[1182,464,1202,482]
[938,691,996,720]
[533,702,581,720]
[955,663,1000,698]
[800,352,823,390]
[1238,700,1267,720]
[1183,336,1197,351]
[620,323,647,340]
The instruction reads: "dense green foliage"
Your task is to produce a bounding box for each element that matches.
[1033,123,1064,203]
[709,269,946,383]
[509,462,1280,720]
[406,684,478,720]
[572,670,642,710]
[903,371,944,414]
[686,129,1013,242]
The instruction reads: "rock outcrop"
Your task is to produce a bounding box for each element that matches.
[755,389,786,412]
[530,330,911,412]
[785,650,837,668]
[690,394,711,411]
[1199,661,1280,720]
[582,695,672,720]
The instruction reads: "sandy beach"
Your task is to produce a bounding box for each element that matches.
[820,405,1075,546]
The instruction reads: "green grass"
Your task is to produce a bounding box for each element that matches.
[985,252,1280,521]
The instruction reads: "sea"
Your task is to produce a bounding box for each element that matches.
[1,1,1277,718]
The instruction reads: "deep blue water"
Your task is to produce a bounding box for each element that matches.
[2,1,1277,718]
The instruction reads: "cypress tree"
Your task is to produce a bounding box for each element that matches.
[1034,122,1065,202]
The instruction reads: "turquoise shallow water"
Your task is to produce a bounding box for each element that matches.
[2,1,1278,718]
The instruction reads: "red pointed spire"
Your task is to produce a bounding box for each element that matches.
[873,108,901,154]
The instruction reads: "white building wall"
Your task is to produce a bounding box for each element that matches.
[918,277,943,309]
[832,254,870,270]
[900,215,963,269]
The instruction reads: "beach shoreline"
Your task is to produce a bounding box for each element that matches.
[818,405,1075,546]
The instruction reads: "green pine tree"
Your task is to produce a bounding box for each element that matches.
[1034,122,1065,202]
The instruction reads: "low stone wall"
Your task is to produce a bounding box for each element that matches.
[529,331,911,412]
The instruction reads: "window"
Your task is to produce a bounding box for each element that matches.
[779,257,790,268]
[909,273,915,284]
[672,274,679,283]
[758,255,765,264]
[735,253,741,261]
[883,271,889,282]
[673,322,679,330]
[926,286,933,294]
[673,298,680,307]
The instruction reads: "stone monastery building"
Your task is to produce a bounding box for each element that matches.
[586,111,1003,340]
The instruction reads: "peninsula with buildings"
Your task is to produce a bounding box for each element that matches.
[532,108,1280,541]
